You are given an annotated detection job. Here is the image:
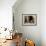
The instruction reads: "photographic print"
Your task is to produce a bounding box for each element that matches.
[22,14,37,26]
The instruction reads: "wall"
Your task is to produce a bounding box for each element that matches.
[41,0,46,46]
[13,0,41,46]
[0,0,16,30]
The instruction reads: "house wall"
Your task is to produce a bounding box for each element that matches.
[13,0,46,46]
[41,0,46,46]
[13,0,41,46]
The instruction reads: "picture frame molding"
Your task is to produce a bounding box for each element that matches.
[22,14,37,26]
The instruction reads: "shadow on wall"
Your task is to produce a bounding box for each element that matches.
[12,0,24,10]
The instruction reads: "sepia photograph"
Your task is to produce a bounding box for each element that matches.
[22,14,37,26]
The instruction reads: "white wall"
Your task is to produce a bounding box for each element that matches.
[0,0,16,30]
[41,0,46,46]
[13,0,41,46]
[13,0,46,46]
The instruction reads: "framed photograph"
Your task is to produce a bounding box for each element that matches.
[22,14,37,26]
